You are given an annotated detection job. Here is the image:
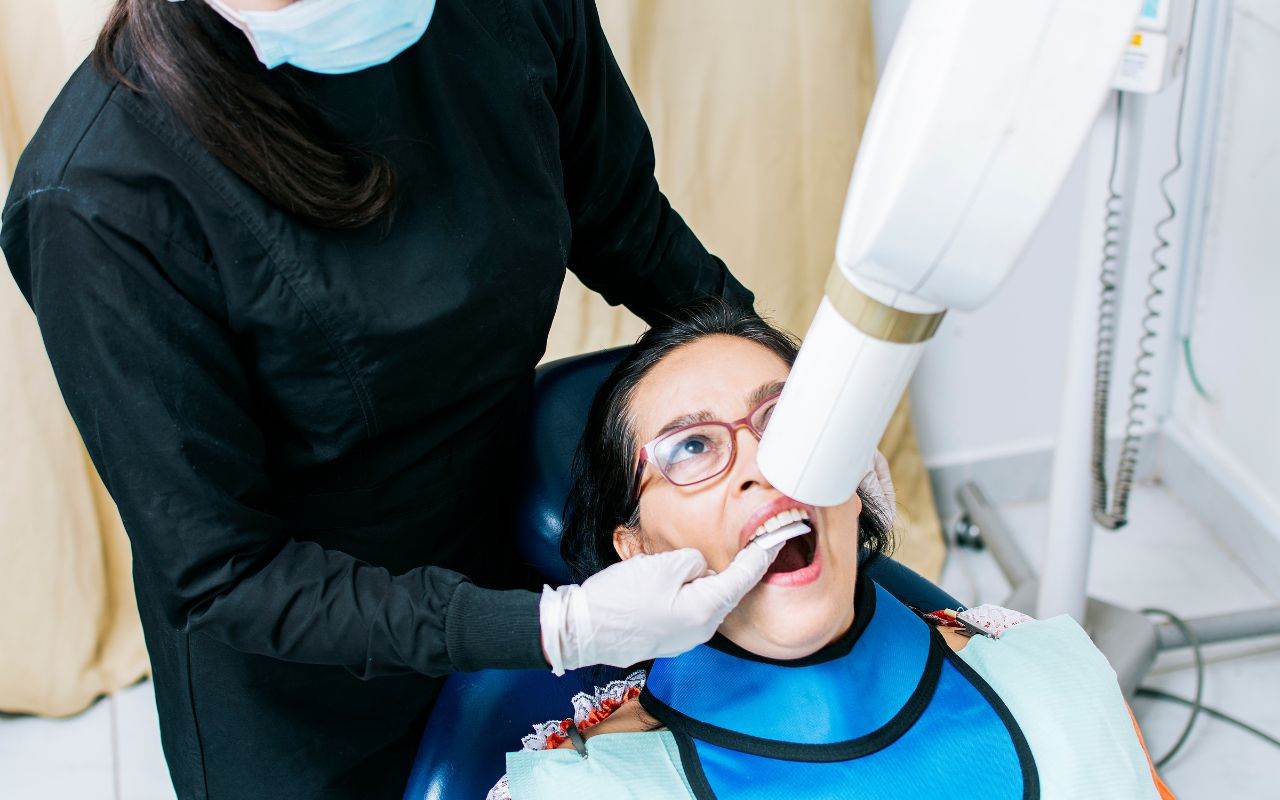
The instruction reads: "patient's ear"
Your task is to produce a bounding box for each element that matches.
[613,525,646,560]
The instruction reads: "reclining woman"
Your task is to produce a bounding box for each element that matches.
[491,300,1174,800]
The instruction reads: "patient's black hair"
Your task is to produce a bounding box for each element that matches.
[560,297,894,584]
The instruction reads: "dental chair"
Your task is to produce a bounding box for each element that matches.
[402,347,960,800]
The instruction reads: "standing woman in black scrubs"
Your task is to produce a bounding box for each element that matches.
[0,1,781,797]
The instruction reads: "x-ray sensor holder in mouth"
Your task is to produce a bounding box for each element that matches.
[748,521,812,551]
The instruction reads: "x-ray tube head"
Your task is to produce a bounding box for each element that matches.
[758,0,1141,506]
[758,279,941,507]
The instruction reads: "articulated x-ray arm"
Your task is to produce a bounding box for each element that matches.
[758,0,1142,506]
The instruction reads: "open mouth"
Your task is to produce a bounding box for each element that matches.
[739,497,824,588]
[766,529,818,575]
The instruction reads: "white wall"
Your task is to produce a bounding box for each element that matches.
[908,156,1084,468]
[870,0,908,77]
[1169,0,1280,534]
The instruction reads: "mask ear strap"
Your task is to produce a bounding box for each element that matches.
[178,0,283,67]
[182,0,246,27]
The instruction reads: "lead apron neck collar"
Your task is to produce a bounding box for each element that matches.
[641,577,933,756]
[638,578,1038,800]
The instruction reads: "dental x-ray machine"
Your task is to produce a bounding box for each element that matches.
[759,0,1142,510]
[758,0,1149,670]
[761,0,1280,710]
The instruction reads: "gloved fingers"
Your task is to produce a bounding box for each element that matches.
[858,449,896,525]
[675,542,774,618]
[652,547,712,584]
[873,449,896,510]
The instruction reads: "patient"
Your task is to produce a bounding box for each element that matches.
[491,300,1173,800]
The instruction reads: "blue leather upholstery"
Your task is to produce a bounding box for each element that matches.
[403,348,958,800]
[514,346,632,586]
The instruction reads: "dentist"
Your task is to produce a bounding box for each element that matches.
[0,1,775,797]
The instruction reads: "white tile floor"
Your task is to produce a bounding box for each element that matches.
[0,678,173,800]
[1,482,1276,799]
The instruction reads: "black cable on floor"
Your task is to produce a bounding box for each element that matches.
[1135,687,1280,751]
[1138,607,1204,767]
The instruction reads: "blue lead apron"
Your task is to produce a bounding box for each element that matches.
[638,578,1039,800]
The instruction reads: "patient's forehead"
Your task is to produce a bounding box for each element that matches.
[629,335,790,442]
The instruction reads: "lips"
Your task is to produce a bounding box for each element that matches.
[741,496,823,588]
[739,496,816,550]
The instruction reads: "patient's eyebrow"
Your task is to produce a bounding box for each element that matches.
[653,409,716,440]
[748,380,786,410]
[650,380,787,440]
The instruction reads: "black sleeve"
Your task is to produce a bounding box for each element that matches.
[552,0,755,324]
[1,189,544,677]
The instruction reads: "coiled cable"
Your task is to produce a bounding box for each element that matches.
[1091,92,1129,528]
[1092,0,1201,529]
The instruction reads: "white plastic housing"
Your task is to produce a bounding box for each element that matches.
[836,0,1141,310]
[758,0,1140,506]
[758,298,926,507]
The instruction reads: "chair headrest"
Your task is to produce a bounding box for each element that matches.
[516,347,630,585]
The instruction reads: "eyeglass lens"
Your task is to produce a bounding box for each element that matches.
[652,398,779,486]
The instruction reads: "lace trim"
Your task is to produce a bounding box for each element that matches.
[924,604,1034,639]
[485,774,511,800]
[959,604,1033,638]
[519,669,648,751]
[486,670,649,800]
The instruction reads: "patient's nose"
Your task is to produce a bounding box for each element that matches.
[732,425,773,494]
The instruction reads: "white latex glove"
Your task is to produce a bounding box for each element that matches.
[858,449,896,527]
[539,541,782,675]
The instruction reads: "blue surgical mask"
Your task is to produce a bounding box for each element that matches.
[196,0,437,75]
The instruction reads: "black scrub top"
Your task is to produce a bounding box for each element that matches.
[0,1,752,797]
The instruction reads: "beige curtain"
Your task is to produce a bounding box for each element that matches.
[0,0,941,717]
[547,1,944,576]
[1,0,149,717]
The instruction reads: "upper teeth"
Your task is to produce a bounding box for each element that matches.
[754,508,810,540]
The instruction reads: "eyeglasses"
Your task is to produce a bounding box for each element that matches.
[630,393,782,504]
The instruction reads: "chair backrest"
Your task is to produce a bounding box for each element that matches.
[403,348,959,800]
[514,346,631,585]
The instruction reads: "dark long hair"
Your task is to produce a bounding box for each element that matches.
[560,298,894,583]
[94,1,396,230]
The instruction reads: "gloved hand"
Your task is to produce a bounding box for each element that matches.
[858,449,897,527]
[539,541,782,675]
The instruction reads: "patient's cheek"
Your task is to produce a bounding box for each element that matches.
[646,525,726,569]
[638,495,730,566]
[648,527,689,556]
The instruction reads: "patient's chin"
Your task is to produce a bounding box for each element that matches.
[720,589,855,661]
[712,519,859,658]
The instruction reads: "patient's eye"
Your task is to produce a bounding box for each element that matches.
[667,433,716,462]
[655,427,728,483]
